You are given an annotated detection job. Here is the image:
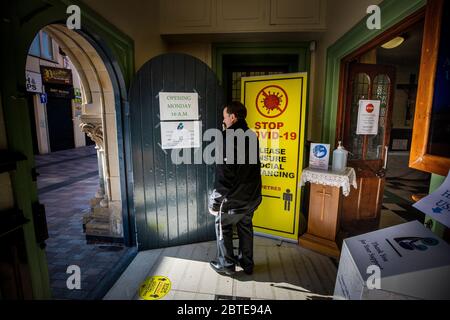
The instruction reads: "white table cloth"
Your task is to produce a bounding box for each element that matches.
[300,167,357,197]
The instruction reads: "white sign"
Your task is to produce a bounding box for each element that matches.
[309,143,330,170]
[159,92,199,121]
[160,121,201,149]
[413,170,450,228]
[25,71,43,93]
[356,100,380,135]
[334,221,450,300]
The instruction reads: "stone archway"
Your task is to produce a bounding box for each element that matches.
[43,24,123,241]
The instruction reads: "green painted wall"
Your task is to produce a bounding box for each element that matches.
[0,0,134,299]
[321,0,427,147]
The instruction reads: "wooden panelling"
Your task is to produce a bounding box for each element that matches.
[270,0,325,27]
[217,0,267,30]
[307,184,340,241]
[160,0,214,31]
[160,0,326,34]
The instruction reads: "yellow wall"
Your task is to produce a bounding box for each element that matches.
[82,0,168,71]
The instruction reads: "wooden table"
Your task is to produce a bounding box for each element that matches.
[298,167,357,257]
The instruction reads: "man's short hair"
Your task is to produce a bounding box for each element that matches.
[225,101,247,120]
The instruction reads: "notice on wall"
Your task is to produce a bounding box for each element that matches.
[159,92,199,121]
[160,121,201,149]
[242,73,307,241]
[356,100,380,135]
[309,143,330,170]
[413,170,450,228]
[25,71,42,93]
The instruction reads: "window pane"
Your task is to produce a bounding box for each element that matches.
[28,34,40,56]
[348,73,370,159]
[40,31,53,60]
[367,74,391,160]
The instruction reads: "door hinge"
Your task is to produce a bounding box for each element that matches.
[32,202,49,249]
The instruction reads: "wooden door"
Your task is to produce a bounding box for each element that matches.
[46,96,75,152]
[129,53,225,250]
[341,63,396,235]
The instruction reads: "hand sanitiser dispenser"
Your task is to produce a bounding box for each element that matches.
[332,141,348,173]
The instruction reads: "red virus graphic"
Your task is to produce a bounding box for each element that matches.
[255,85,288,118]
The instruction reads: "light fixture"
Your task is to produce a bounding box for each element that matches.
[381,36,405,49]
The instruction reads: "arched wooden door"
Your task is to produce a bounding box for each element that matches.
[129,53,224,250]
[341,63,396,235]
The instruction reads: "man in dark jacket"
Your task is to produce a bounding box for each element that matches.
[208,101,262,276]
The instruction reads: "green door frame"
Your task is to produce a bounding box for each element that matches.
[321,0,448,238]
[321,0,426,146]
[212,42,311,86]
[1,0,134,299]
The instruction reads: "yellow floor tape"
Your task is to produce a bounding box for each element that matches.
[139,275,172,300]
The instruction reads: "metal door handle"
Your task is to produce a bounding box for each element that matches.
[383,146,389,170]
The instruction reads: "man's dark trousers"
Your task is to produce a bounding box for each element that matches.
[215,210,254,271]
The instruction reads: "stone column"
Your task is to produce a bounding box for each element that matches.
[79,117,120,241]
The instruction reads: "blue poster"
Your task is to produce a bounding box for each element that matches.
[309,143,330,170]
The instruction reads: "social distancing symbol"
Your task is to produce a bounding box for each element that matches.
[139,276,171,300]
[256,85,288,118]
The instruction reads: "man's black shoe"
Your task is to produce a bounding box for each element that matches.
[243,267,253,275]
[210,261,235,276]
[238,259,253,275]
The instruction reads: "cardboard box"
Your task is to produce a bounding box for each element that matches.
[334,221,450,300]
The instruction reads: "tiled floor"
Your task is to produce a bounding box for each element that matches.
[36,146,131,300]
[381,179,426,228]
[385,177,430,204]
[104,237,338,300]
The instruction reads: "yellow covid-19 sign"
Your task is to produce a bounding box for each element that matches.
[241,73,307,241]
[139,275,171,300]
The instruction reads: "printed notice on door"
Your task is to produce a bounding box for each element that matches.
[159,92,199,121]
[356,100,381,135]
[160,121,201,149]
